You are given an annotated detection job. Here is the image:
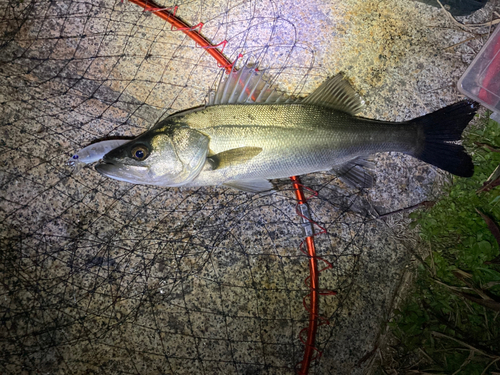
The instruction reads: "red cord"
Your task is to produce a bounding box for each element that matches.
[290,176,337,375]
[127,0,235,72]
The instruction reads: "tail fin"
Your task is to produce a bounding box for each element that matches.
[410,100,478,177]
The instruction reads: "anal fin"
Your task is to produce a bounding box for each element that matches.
[331,158,375,189]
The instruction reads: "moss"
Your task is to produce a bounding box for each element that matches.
[389,112,500,374]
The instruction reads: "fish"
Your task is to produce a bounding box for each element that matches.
[95,65,477,193]
[67,139,131,172]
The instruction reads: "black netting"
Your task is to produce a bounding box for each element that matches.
[0,0,421,373]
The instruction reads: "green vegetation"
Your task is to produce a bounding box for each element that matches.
[389,113,500,374]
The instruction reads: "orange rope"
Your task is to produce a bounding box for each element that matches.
[290,176,319,375]
[126,0,234,72]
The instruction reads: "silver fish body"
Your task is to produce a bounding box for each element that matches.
[176,104,419,185]
[95,68,476,192]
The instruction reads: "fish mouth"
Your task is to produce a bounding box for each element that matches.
[95,161,149,183]
[95,161,116,175]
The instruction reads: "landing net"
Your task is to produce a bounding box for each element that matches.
[0,1,423,373]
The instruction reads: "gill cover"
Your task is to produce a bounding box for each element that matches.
[152,125,209,186]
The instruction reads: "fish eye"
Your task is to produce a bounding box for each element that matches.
[131,145,150,161]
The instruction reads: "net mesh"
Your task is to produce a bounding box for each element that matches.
[0,0,435,373]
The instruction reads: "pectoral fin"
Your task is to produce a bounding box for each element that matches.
[208,147,263,170]
[331,158,375,189]
[223,178,274,193]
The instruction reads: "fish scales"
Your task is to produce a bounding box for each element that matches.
[172,104,420,184]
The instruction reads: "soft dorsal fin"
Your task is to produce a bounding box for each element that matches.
[301,74,364,115]
[208,64,295,105]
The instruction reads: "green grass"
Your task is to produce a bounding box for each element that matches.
[389,113,500,374]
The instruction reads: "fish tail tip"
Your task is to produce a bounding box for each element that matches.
[411,100,478,177]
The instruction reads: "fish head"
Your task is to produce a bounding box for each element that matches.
[95,124,209,186]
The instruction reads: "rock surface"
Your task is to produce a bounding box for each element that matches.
[0,0,494,373]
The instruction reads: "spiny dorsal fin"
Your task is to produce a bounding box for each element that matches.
[301,74,364,115]
[208,64,295,105]
[208,147,263,170]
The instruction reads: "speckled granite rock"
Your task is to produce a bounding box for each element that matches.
[0,0,494,374]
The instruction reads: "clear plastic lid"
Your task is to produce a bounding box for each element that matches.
[458,26,500,112]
